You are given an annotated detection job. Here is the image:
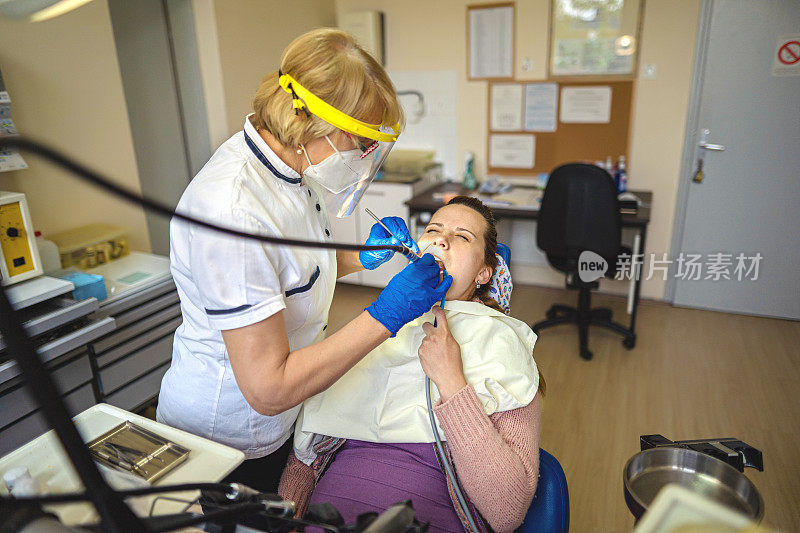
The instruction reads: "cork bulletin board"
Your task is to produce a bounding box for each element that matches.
[486,80,635,175]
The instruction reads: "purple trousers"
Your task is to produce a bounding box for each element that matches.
[309,439,464,533]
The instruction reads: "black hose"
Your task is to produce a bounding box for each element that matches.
[0,137,406,256]
[2,482,234,505]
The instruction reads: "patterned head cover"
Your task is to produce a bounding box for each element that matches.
[488,252,513,314]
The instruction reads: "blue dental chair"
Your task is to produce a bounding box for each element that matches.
[496,244,570,533]
[516,449,570,533]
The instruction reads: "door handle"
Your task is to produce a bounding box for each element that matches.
[698,128,726,151]
[700,142,726,151]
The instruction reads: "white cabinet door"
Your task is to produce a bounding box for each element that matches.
[328,204,362,285]
[358,183,412,288]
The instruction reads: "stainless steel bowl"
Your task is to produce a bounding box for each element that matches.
[623,447,764,521]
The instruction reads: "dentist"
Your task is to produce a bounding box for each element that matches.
[157,29,451,492]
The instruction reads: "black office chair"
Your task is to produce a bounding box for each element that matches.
[532,163,635,360]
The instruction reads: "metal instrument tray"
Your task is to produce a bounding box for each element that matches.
[86,421,190,483]
[623,447,764,521]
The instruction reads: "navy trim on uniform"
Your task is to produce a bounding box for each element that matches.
[205,304,253,315]
[244,132,302,185]
[285,266,320,297]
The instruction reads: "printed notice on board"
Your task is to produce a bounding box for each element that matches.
[560,86,612,123]
[524,83,558,132]
[0,65,27,172]
[468,5,513,79]
[489,134,535,169]
[0,150,28,172]
[490,84,523,131]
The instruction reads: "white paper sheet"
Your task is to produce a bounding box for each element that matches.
[524,83,558,132]
[469,6,513,79]
[489,134,535,169]
[490,84,523,131]
[0,148,28,172]
[0,118,18,136]
[560,86,612,123]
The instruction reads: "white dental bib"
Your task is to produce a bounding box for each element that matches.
[295,300,539,465]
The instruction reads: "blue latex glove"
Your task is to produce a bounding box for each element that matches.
[366,253,453,336]
[359,216,420,270]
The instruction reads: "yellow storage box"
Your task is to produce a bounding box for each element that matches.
[49,223,130,269]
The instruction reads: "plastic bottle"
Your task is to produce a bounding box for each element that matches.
[462,151,477,190]
[35,231,61,273]
[617,155,627,192]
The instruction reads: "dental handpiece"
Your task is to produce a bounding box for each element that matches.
[364,208,421,261]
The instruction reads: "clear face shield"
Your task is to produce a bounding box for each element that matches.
[278,71,402,218]
[323,130,396,218]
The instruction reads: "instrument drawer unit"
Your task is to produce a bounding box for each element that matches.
[89,292,181,408]
[0,348,96,456]
[105,363,171,413]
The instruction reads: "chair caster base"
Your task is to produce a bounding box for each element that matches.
[594,308,613,321]
[623,335,637,349]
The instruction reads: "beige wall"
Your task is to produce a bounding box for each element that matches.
[336,0,701,300]
[0,0,151,252]
[212,0,336,138]
[628,0,701,299]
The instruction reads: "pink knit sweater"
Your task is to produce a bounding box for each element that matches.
[279,385,541,533]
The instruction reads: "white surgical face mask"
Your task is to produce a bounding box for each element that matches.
[301,135,372,194]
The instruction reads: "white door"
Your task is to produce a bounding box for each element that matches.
[672,0,800,320]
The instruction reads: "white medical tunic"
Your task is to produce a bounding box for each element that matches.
[157,115,337,459]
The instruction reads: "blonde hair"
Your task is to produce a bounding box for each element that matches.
[252,28,404,148]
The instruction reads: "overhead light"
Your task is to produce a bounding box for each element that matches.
[0,0,94,22]
[615,35,636,56]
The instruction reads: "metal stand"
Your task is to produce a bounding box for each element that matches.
[640,434,763,472]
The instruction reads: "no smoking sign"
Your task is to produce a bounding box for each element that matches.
[773,35,800,76]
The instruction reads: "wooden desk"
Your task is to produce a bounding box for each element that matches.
[405,183,653,337]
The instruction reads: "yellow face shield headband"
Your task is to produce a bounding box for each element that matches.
[278,72,401,143]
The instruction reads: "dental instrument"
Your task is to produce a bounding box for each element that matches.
[364,207,421,262]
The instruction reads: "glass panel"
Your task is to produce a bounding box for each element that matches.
[550,0,642,76]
